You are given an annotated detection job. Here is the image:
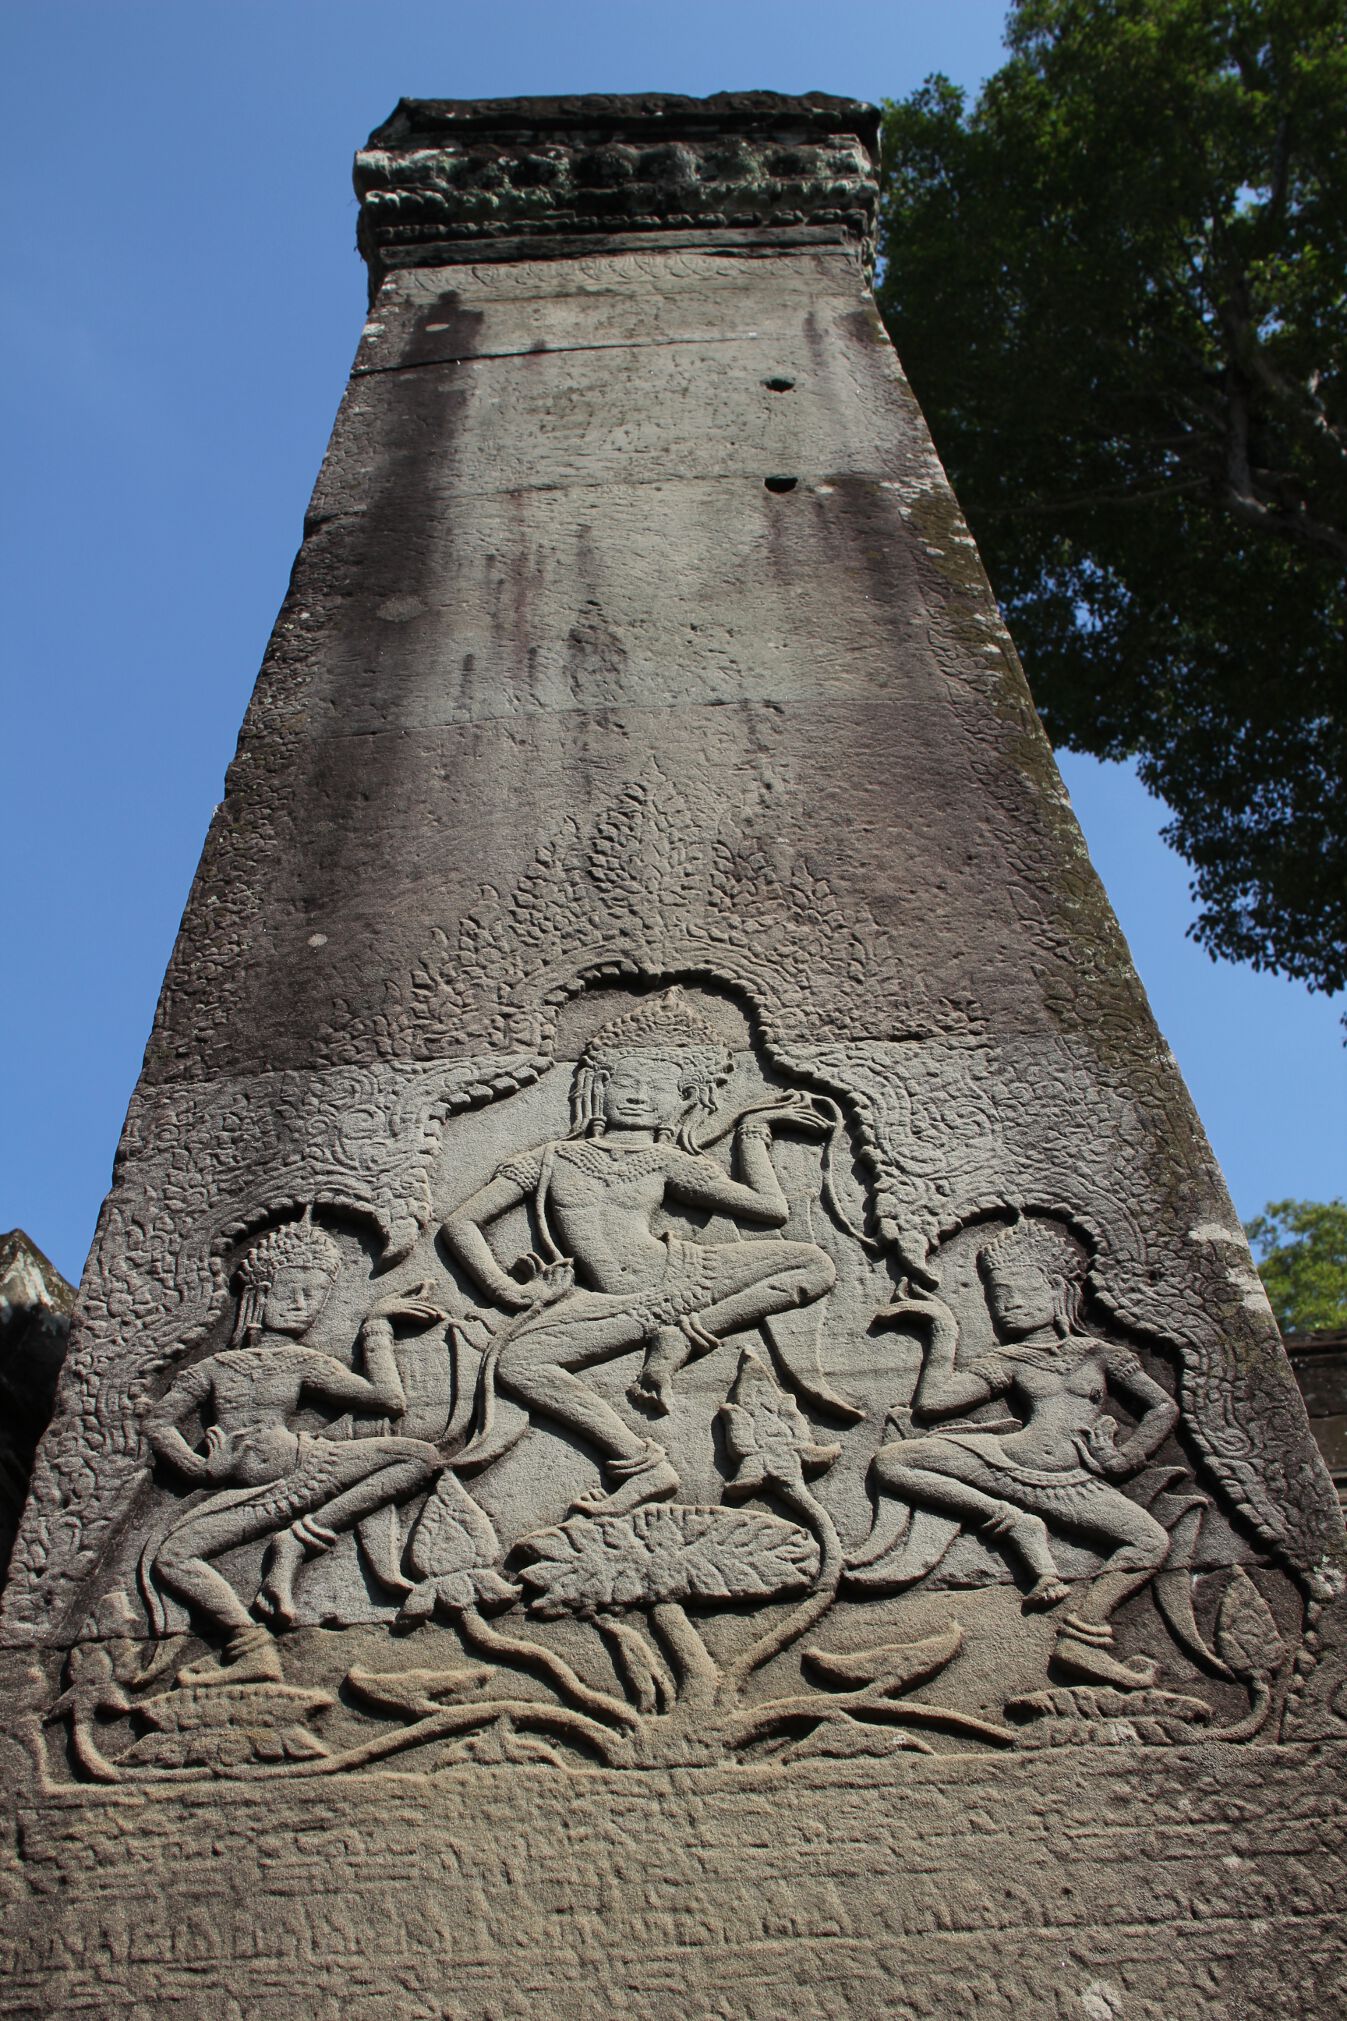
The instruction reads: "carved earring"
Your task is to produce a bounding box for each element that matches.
[230,1283,266,1346]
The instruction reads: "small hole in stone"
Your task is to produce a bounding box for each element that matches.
[764,475,798,493]
[763,376,796,392]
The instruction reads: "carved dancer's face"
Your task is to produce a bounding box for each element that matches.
[984,1254,1059,1339]
[600,1053,696,1134]
[261,1265,336,1336]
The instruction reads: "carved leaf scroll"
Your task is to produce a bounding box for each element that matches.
[804,1622,964,1699]
[519,1504,820,1618]
[117,1683,334,1771]
[321,766,910,1071]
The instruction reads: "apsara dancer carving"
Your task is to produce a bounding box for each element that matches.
[442,991,837,1516]
[853,1215,1179,1689]
[143,1212,445,1682]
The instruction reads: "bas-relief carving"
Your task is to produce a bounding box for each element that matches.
[140,1215,446,1682]
[439,990,839,1508]
[317,763,922,1069]
[4,1052,549,1635]
[311,760,1332,1572]
[897,497,1347,1580]
[32,968,1336,1785]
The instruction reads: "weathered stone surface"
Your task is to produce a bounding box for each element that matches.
[355,91,881,287]
[1,91,1343,2017]
[2,1741,1343,2019]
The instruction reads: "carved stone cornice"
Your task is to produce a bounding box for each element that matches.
[354,91,880,284]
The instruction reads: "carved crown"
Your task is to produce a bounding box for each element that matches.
[354,91,880,285]
[979,1213,1087,1290]
[580,987,732,1078]
[233,1209,341,1290]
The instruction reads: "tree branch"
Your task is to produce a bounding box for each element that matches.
[993,477,1211,517]
[1220,484,1347,563]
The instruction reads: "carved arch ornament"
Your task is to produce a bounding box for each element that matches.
[23,771,1337,1782]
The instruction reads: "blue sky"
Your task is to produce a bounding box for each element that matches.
[2,1,1342,1285]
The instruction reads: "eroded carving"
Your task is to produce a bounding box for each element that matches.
[319,766,918,1067]
[854,1216,1179,1692]
[6,1051,547,1636]
[31,990,1324,1781]
[142,1213,446,1681]
[354,93,881,285]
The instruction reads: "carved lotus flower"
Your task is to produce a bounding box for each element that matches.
[519,1503,820,1618]
[719,1350,840,1499]
[400,1470,519,1622]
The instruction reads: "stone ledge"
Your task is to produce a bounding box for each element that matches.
[354,91,880,289]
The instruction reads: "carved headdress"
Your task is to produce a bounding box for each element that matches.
[230,1209,341,1342]
[978,1212,1089,1332]
[570,988,733,1148]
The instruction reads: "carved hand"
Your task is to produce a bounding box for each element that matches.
[146,1417,207,1480]
[876,1292,957,1331]
[202,1425,234,1483]
[739,1095,831,1140]
[520,1258,575,1307]
[1076,1415,1131,1477]
[371,1280,450,1328]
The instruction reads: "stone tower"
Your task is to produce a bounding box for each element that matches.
[3,93,1343,2019]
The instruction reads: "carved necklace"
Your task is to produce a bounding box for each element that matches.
[558,1139,670,1181]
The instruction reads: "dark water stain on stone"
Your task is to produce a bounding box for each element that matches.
[400,288,488,370]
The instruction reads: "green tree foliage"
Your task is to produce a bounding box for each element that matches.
[877,0,1347,997]
[1245,1197,1347,1329]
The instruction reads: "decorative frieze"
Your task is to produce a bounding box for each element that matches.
[355,92,880,282]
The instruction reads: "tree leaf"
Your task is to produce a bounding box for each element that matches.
[877,8,1347,996]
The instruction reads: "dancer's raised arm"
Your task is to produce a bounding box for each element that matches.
[666,1101,830,1227]
[876,1292,1001,1420]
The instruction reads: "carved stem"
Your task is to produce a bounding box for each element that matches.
[727,1683,1014,1750]
[597,1616,674,1714]
[726,1685,869,1743]
[286,1697,625,1774]
[68,1715,124,1784]
[1152,1566,1235,1681]
[719,1484,843,1702]
[650,1602,720,1709]
[835,1699,1015,1746]
[1212,1675,1275,1744]
[459,1606,640,1727]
